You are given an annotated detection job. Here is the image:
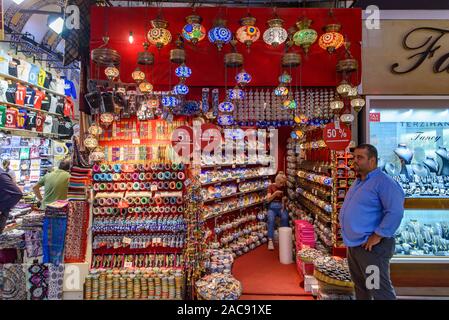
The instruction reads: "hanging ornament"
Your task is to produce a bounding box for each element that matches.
[218,101,235,113]
[175,64,192,81]
[208,18,232,51]
[293,17,318,54]
[139,80,153,94]
[263,18,288,47]
[84,135,99,151]
[162,96,179,108]
[235,69,252,86]
[89,146,105,162]
[340,113,355,123]
[236,15,260,48]
[182,14,206,44]
[104,65,119,81]
[100,113,114,127]
[173,83,189,95]
[131,67,145,83]
[283,99,297,110]
[351,95,365,112]
[336,80,352,97]
[347,86,358,98]
[148,97,160,109]
[319,24,344,53]
[330,94,344,111]
[217,115,235,126]
[228,86,245,100]
[170,36,186,64]
[147,18,172,49]
[274,86,289,96]
[88,122,103,136]
[278,72,292,85]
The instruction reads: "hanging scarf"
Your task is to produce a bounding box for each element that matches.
[64,201,90,263]
[43,216,68,265]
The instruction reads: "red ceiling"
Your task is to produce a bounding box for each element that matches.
[90,7,362,88]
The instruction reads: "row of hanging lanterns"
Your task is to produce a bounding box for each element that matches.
[144,10,344,53]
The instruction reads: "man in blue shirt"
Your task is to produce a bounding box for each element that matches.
[339,144,404,300]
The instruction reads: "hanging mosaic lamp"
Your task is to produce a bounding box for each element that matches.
[263,18,288,47]
[139,80,153,94]
[131,67,145,83]
[91,36,121,67]
[228,86,245,100]
[173,83,189,95]
[319,23,344,53]
[336,41,358,74]
[293,17,318,54]
[170,36,186,64]
[162,95,179,108]
[278,72,292,85]
[88,122,103,136]
[330,94,344,111]
[235,69,252,86]
[283,99,297,110]
[84,135,99,151]
[236,15,260,48]
[175,63,192,81]
[137,42,154,66]
[104,65,119,81]
[89,146,105,162]
[351,95,366,112]
[347,86,358,98]
[336,80,352,97]
[148,97,160,109]
[218,101,235,113]
[274,86,289,96]
[340,113,355,123]
[100,113,114,127]
[218,115,235,126]
[182,14,206,44]
[208,18,232,51]
[147,18,172,49]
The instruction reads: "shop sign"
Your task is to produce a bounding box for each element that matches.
[363,20,449,94]
[369,112,381,122]
[323,123,351,151]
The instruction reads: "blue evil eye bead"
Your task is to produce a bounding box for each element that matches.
[173,84,189,95]
[218,115,235,126]
[175,64,192,79]
[228,87,245,100]
[323,177,333,186]
[235,69,252,85]
[218,101,235,113]
[208,26,232,45]
[162,96,179,107]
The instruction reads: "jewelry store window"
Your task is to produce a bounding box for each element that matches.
[366,99,449,259]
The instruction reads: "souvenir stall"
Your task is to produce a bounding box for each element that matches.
[78,5,362,300]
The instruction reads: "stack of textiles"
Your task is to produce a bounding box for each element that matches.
[68,166,92,201]
[9,204,33,219]
[43,201,69,265]
[0,229,25,249]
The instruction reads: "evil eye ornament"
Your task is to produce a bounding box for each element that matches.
[218,115,235,126]
[235,70,252,86]
[278,72,292,84]
[208,26,232,48]
[218,101,235,113]
[228,88,245,100]
[173,84,189,95]
[175,64,192,79]
[274,86,289,96]
[162,96,179,108]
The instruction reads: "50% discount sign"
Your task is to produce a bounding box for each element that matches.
[323,123,351,151]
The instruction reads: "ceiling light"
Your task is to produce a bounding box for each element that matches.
[49,16,64,34]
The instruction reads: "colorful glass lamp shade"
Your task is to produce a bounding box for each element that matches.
[228,87,245,100]
[182,14,206,44]
[293,17,318,54]
[330,95,344,111]
[88,122,103,136]
[208,19,232,51]
[283,100,297,110]
[218,101,235,113]
[274,86,289,96]
[235,69,252,86]
[173,83,189,95]
[236,15,260,48]
[175,64,192,81]
[100,113,114,127]
[319,24,344,53]
[147,19,172,49]
[84,135,99,151]
[139,81,153,94]
[278,72,292,84]
[162,96,179,108]
[131,67,145,83]
[340,113,355,123]
[336,80,352,97]
[263,18,288,47]
[104,66,119,81]
[218,115,235,126]
[351,95,365,112]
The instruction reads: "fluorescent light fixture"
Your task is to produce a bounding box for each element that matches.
[12,0,25,4]
[49,16,64,34]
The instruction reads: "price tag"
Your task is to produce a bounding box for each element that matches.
[122,237,132,244]
[132,138,141,145]
[124,261,133,268]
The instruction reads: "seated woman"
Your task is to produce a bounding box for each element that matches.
[266,172,288,250]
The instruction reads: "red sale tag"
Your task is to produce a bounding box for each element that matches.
[323,123,351,151]
[369,112,381,122]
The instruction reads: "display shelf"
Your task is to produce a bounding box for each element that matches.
[92,229,185,235]
[0,126,60,139]
[204,201,266,221]
[0,72,66,98]
[203,187,267,204]
[92,247,183,255]
[201,174,274,187]
[0,100,63,118]
[200,163,268,169]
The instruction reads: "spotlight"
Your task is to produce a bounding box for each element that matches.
[128,31,134,44]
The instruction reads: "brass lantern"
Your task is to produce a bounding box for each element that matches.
[330,94,344,111]
[293,17,318,54]
[104,65,119,81]
[84,135,99,151]
[351,95,366,112]
[139,80,153,94]
[336,80,352,97]
[319,23,344,53]
[147,18,172,49]
[88,122,103,136]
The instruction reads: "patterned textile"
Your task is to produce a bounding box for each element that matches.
[43,216,68,265]
[26,262,49,300]
[47,264,65,300]
[1,264,27,300]
[64,201,90,263]
[25,230,43,258]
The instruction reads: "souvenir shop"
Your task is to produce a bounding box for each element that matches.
[0,3,366,301]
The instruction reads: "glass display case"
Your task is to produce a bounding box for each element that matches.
[369,108,449,198]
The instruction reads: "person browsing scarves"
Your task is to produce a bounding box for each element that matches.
[0,166,22,234]
[339,144,404,300]
[266,172,289,251]
[32,159,71,209]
